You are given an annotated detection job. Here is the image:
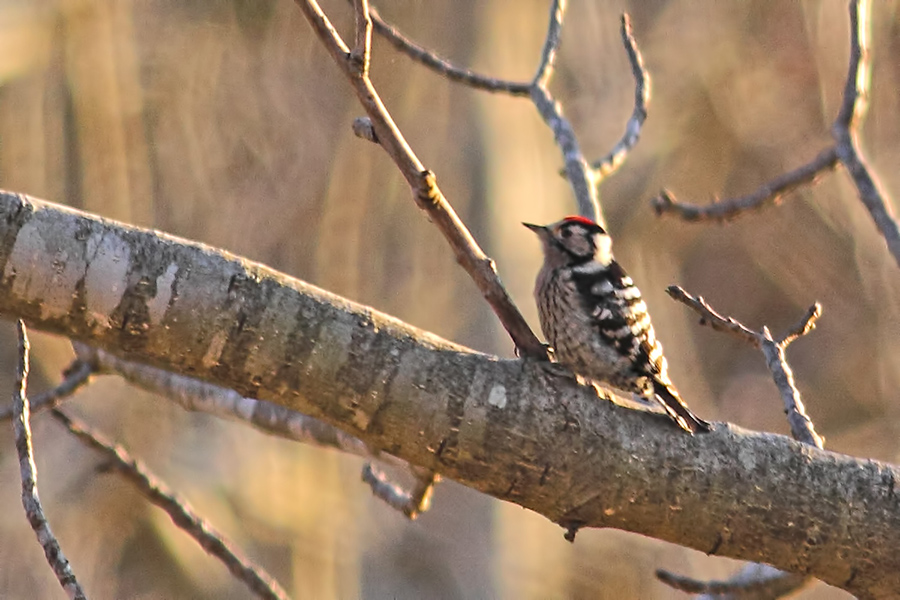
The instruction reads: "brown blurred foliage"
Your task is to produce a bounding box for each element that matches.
[0,0,897,598]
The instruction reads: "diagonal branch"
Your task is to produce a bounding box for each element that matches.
[51,408,289,600]
[296,0,547,359]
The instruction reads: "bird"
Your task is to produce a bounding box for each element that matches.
[523,215,710,434]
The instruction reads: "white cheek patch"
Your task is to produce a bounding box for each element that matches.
[595,234,613,265]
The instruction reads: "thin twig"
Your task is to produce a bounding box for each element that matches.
[529,0,601,222]
[665,286,760,347]
[780,303,822,347]
[0,359,94,421]
[657,563,810,599]
[669,288,825,447]
[11,321,86,600]
[361,463,440,519]
[350,0,372,76]
[591,14,650,180]
[831,0,900,267]
[652,147,840,221]
[532,0,565,89]
[367,4,531,95]
[296,0,548,360]
[51,408,289,600]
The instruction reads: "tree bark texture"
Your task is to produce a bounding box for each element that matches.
[0,191,895,598]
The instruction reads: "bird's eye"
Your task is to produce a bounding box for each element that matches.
[560,228,571,238]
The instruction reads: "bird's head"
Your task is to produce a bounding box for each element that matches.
[523,216,612,267]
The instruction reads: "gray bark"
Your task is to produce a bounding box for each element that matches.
[0,191,896,599]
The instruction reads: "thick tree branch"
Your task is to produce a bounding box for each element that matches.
[0,191,897,598]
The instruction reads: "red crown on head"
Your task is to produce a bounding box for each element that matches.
[562,215,599,227]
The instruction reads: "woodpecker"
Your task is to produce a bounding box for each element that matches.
[523,216,710,434]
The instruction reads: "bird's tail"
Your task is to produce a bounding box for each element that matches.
[652,380,711,434]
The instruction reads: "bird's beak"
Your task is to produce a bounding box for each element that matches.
[522,222,545,234]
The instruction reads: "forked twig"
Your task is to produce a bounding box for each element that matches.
[0,358,94,421]
[667,286,823,448]
[658,289,823,597]
[653,1,899,272]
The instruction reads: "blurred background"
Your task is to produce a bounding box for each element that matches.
[0,0,897,597]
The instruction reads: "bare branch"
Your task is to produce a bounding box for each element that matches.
[666,285,760,347]
[670,286,824,448]
[295,0,548,360]
[831,0,900,267]
[528,0,600,222]
[760,328,824,448]
[590,14,650,180]
[362,464,439,519]
[367,4,531,95]
[11,321,86,600]
[0,359,93,421]
[367,2,647,223]
[651,147,840,222]
[779,303,822,347]
[532,0,565,89]
[654,0,898,274]
[833,0,869,131]
[51,408,289,600]
[349,0,372,76]
[657,563,810,599]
